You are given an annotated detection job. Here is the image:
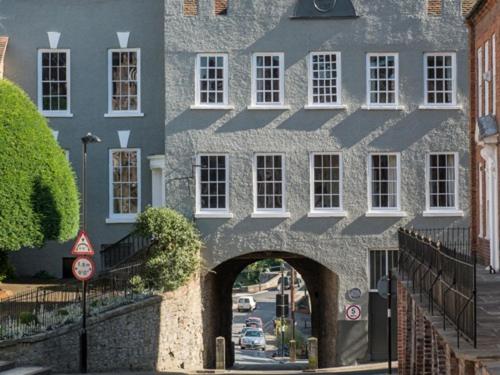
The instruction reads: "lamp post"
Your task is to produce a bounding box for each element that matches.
[80,132,101,374]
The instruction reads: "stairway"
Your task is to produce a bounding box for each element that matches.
[0,362,50,375]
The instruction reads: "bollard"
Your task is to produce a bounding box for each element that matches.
[216,336,225,370]
[289,339,296,362]
[307,337,318,370]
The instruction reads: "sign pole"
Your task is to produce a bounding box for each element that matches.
[387,269,392,375]
[80,141,88,374]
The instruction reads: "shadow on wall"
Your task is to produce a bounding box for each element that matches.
[215,109,285,133]
[167,108,228,134]
[278,108,335,131]
[31,177,61,242]
[341,215,402,236]
[290,215,345,235]
[405,215,467,229]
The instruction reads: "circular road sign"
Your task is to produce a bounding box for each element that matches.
[72,256,96,281]
[377,276,389,299]
[345,304,362,321]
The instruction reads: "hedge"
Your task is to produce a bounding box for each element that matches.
[0,80,79,251]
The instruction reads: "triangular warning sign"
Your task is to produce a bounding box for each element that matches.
[71,230,95,256]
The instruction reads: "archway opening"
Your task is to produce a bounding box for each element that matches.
[202,251,339,370]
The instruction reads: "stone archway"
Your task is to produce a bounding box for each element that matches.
[201,251,339,369]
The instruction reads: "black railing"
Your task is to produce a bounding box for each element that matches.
[0,266,148,341]
[410,227,471,258]
[398,227,476,348]
[100,231,151,271]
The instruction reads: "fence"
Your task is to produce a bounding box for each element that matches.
[398,227,476,348]
[0,264,147,341]
[100,231,151,270]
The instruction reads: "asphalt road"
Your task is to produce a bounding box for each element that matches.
[231,289,309,370]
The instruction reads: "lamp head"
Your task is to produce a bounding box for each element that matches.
[81,132,102,144]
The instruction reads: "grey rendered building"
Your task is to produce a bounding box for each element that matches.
[165,0,471,366]
[1,0,165,277]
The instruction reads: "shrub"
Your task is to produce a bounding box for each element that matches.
[0,251,15,282]
[136,207,201,292]
[0,80,79,252]
[19,311,38,325]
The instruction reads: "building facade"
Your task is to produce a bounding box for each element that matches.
[467,0,500,271]
[0,0,165,277]
[165,0,471,366]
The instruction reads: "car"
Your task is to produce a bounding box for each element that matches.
[238,327,262,346]
[245,316,263,328]
[240,328,266,351]
[237,296,256,312]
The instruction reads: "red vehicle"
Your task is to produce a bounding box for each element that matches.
[245,317,263,329]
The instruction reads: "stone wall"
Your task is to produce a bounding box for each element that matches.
[0,277,204,373]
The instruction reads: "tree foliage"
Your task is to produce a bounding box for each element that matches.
[0,80,79,251]
[135,207,201,292]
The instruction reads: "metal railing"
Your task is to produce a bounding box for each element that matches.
[100,231,151,271]
[0,265,147,341]
[398,227,476,348]
[410,227,471,258]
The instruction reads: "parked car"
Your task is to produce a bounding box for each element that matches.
[240,328,266,351]
[237,296,256,312]
[245,316,263,328]
[277,275,303,290]
[238,327,262,346]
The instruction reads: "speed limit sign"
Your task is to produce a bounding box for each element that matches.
[72,256,96,281]
[345,304,362,321]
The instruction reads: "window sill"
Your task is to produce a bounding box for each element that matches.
[308,211,348,218]
[247,105,291,111]
[105,216,137,224]
[418,105,463,110]
[366,210,407,218]
[41,112,74,118]
[304,104,347,110]
[251,212,291,219]
[194,212,234,219]
[361,105,405,111]
[422,210,464,217]
[190,104,235,110]
[104,112,144,118]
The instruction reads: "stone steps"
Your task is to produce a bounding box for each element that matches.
[0,363,50,375]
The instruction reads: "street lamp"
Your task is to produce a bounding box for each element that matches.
[80,132,101,374]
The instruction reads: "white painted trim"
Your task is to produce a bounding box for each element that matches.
[365,53,400,107]
[367,152,402,212]
[309,152,344,214]
[194,53,229,107]
[417,105,463,110]
[307,211,347,218]
[250,212,291,219]
[148,155,165,208]
[479,162,484,238]
[116,32,130,49]
[485,41,490,116]
[195,154,231,216]
[424,152,460,212]
[247,105,290,110]
[118,130,131,148]
[304,104,347,110]
[106,48,142,117]
[190,104,234,110]
[251,52,285,107]
[423,52,457,107]
[366,210,407,218]
[52,130,59,141]
[37,49,72,117]
[148,154,165,170]
[422,210,464,217]
[194,212,234,219]
[108,148,142,220]
[493,34,496,116]
[252,153,288,215]
[478,47,483,118]
[481,145,499,271]
[47,32,61,49]
[360,105,405,111]
[307,51,342,107]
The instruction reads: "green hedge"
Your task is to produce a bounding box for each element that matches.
[135,207,202,292]
[0,80,79,251]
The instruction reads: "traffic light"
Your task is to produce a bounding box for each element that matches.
[276,294,289,317]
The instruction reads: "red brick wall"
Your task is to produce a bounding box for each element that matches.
[427,0,442,16]
[183,0,198,16]
[215,0,228,15]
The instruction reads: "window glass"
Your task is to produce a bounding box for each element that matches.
[310,53,339,105]
[197,54,226,105]
[40,51,69,112]
[425,53,454,105]
[111,150,139,215]
[111,50,139,112]
[429,154,456,208]
[370,154,398,209]
[256,154,283,210]
[367,54,397,105]
[254,54,282,105]
[312,154,340,209]
[369,250,399,290]
[199,155,227,210]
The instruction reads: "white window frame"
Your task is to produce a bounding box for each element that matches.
[369,249,399,292]
[366,153,405,217]
[251,153,290,218]
[192,53,232,110]
[493,34,497,116]
[249,53,288,110]
[308,152,347,217]
[37,49,72,117]
[479,162,484,238]
[306,52,345,109]
[195,153,233,218]
[485,41,490,116]
[423,152,463,217]
[478,47,483,118]
[363,53,402,110]
[420,52,459,109]
[105,48,143,118]
[107,148,142,223]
